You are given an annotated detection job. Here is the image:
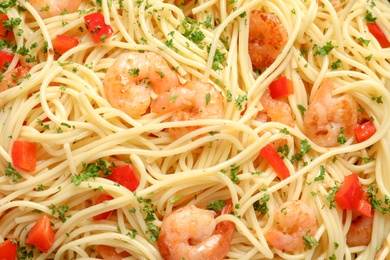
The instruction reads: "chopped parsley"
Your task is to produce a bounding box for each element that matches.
[253,194,270,214]
[5,162,22,182]
[312,41,336,56]
[128,68,140,77]
[207,199,227,213]
[337,127,347,145]
[324,186,340,209]
[364,10,376,23]
[71,159,112,186]
[314,165,325,181]
[302,230,319,249]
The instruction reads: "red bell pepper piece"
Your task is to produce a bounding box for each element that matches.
[52,35,79,55]
[108,164,140,192]
[84,12,113,43]
[334,173,372,217]
[11,140,37,172]
[0,13,14,39]
[0,50,14,72]
[0,240,18,260]
[354,120,376,143]
[268,76,294,99]
[93,194,114,221]
[26,215,55,253]
[356,199,372,217]
[367,22,390,48]
[259,144,290,180]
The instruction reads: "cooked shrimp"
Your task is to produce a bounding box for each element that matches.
[95,245,131,260]
[158,202,235,260]
[346,214,373,247]
[0,65,31,93]
[303,79,358,147]
[29,0,82,19]
[266,200,317,252]
[249,11,288,72]
[258,89,295,127]
[103,52,180,119]
[151,81,224,138]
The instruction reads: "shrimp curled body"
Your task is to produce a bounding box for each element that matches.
[346,214,373,247]
[303,79,358,147]
[265,200,317,252]
[103,52,180,119]
[249,11,288,72]
[29,0,82,19]
[151,81,224,138]
[158,203,235,260]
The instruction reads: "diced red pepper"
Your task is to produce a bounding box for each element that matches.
[26,215,55,253]
[0,50,14,72]
[0,13,14,39]
[259,144,290,180]
[268,76,294,99]
[334,173,372,217]
[335,173,363,210]
[108,164,140,192]
[52,35,79,55]
[354,120,376,143]
[84,12,113,43]
[93,194,114,221]
[356,199,372,217]
[11,140,37,172]
[367,22,390,48]
[0,240,18,260]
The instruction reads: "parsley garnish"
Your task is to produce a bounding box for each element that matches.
[5,162,22,182]
[128,68,140,77]
[364,10,376,23]
[313,41,336,56]
[314,165,325,181]
[253,194,270,214]
[71,159,112,186]
[302,230,319,249]
[324,186,340,209]
[337,127,347,145]
[207,199,227,213]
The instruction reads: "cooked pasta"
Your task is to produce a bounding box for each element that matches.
[1,0,390,259]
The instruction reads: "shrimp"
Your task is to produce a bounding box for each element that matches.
[346,214,373,247]
[303,79,358,147]
[258,89,295,127]
[249,11,288,72]
[266,200,317,252]
[151,81,224,139]
[28,0,82,19]
[0,65,31,93]
[103,52,180,119]
[157,202,235,260]
[95,245,131,260]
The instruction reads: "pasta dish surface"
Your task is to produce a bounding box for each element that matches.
[1,0,390,259]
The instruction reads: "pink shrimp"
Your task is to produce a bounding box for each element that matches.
[258,89,295,127]
[157,201,235,260]
[151,81,224,139]
[346,214,373,247]
[103,52,180,119]
[95,245,131,259]
[28,0,82,19]
[266,200,317,252]
[249,11,288,72]
[0,65,31,93]
[303,79,358,147]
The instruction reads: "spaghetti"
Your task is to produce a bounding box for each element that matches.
[1,0,390,259]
